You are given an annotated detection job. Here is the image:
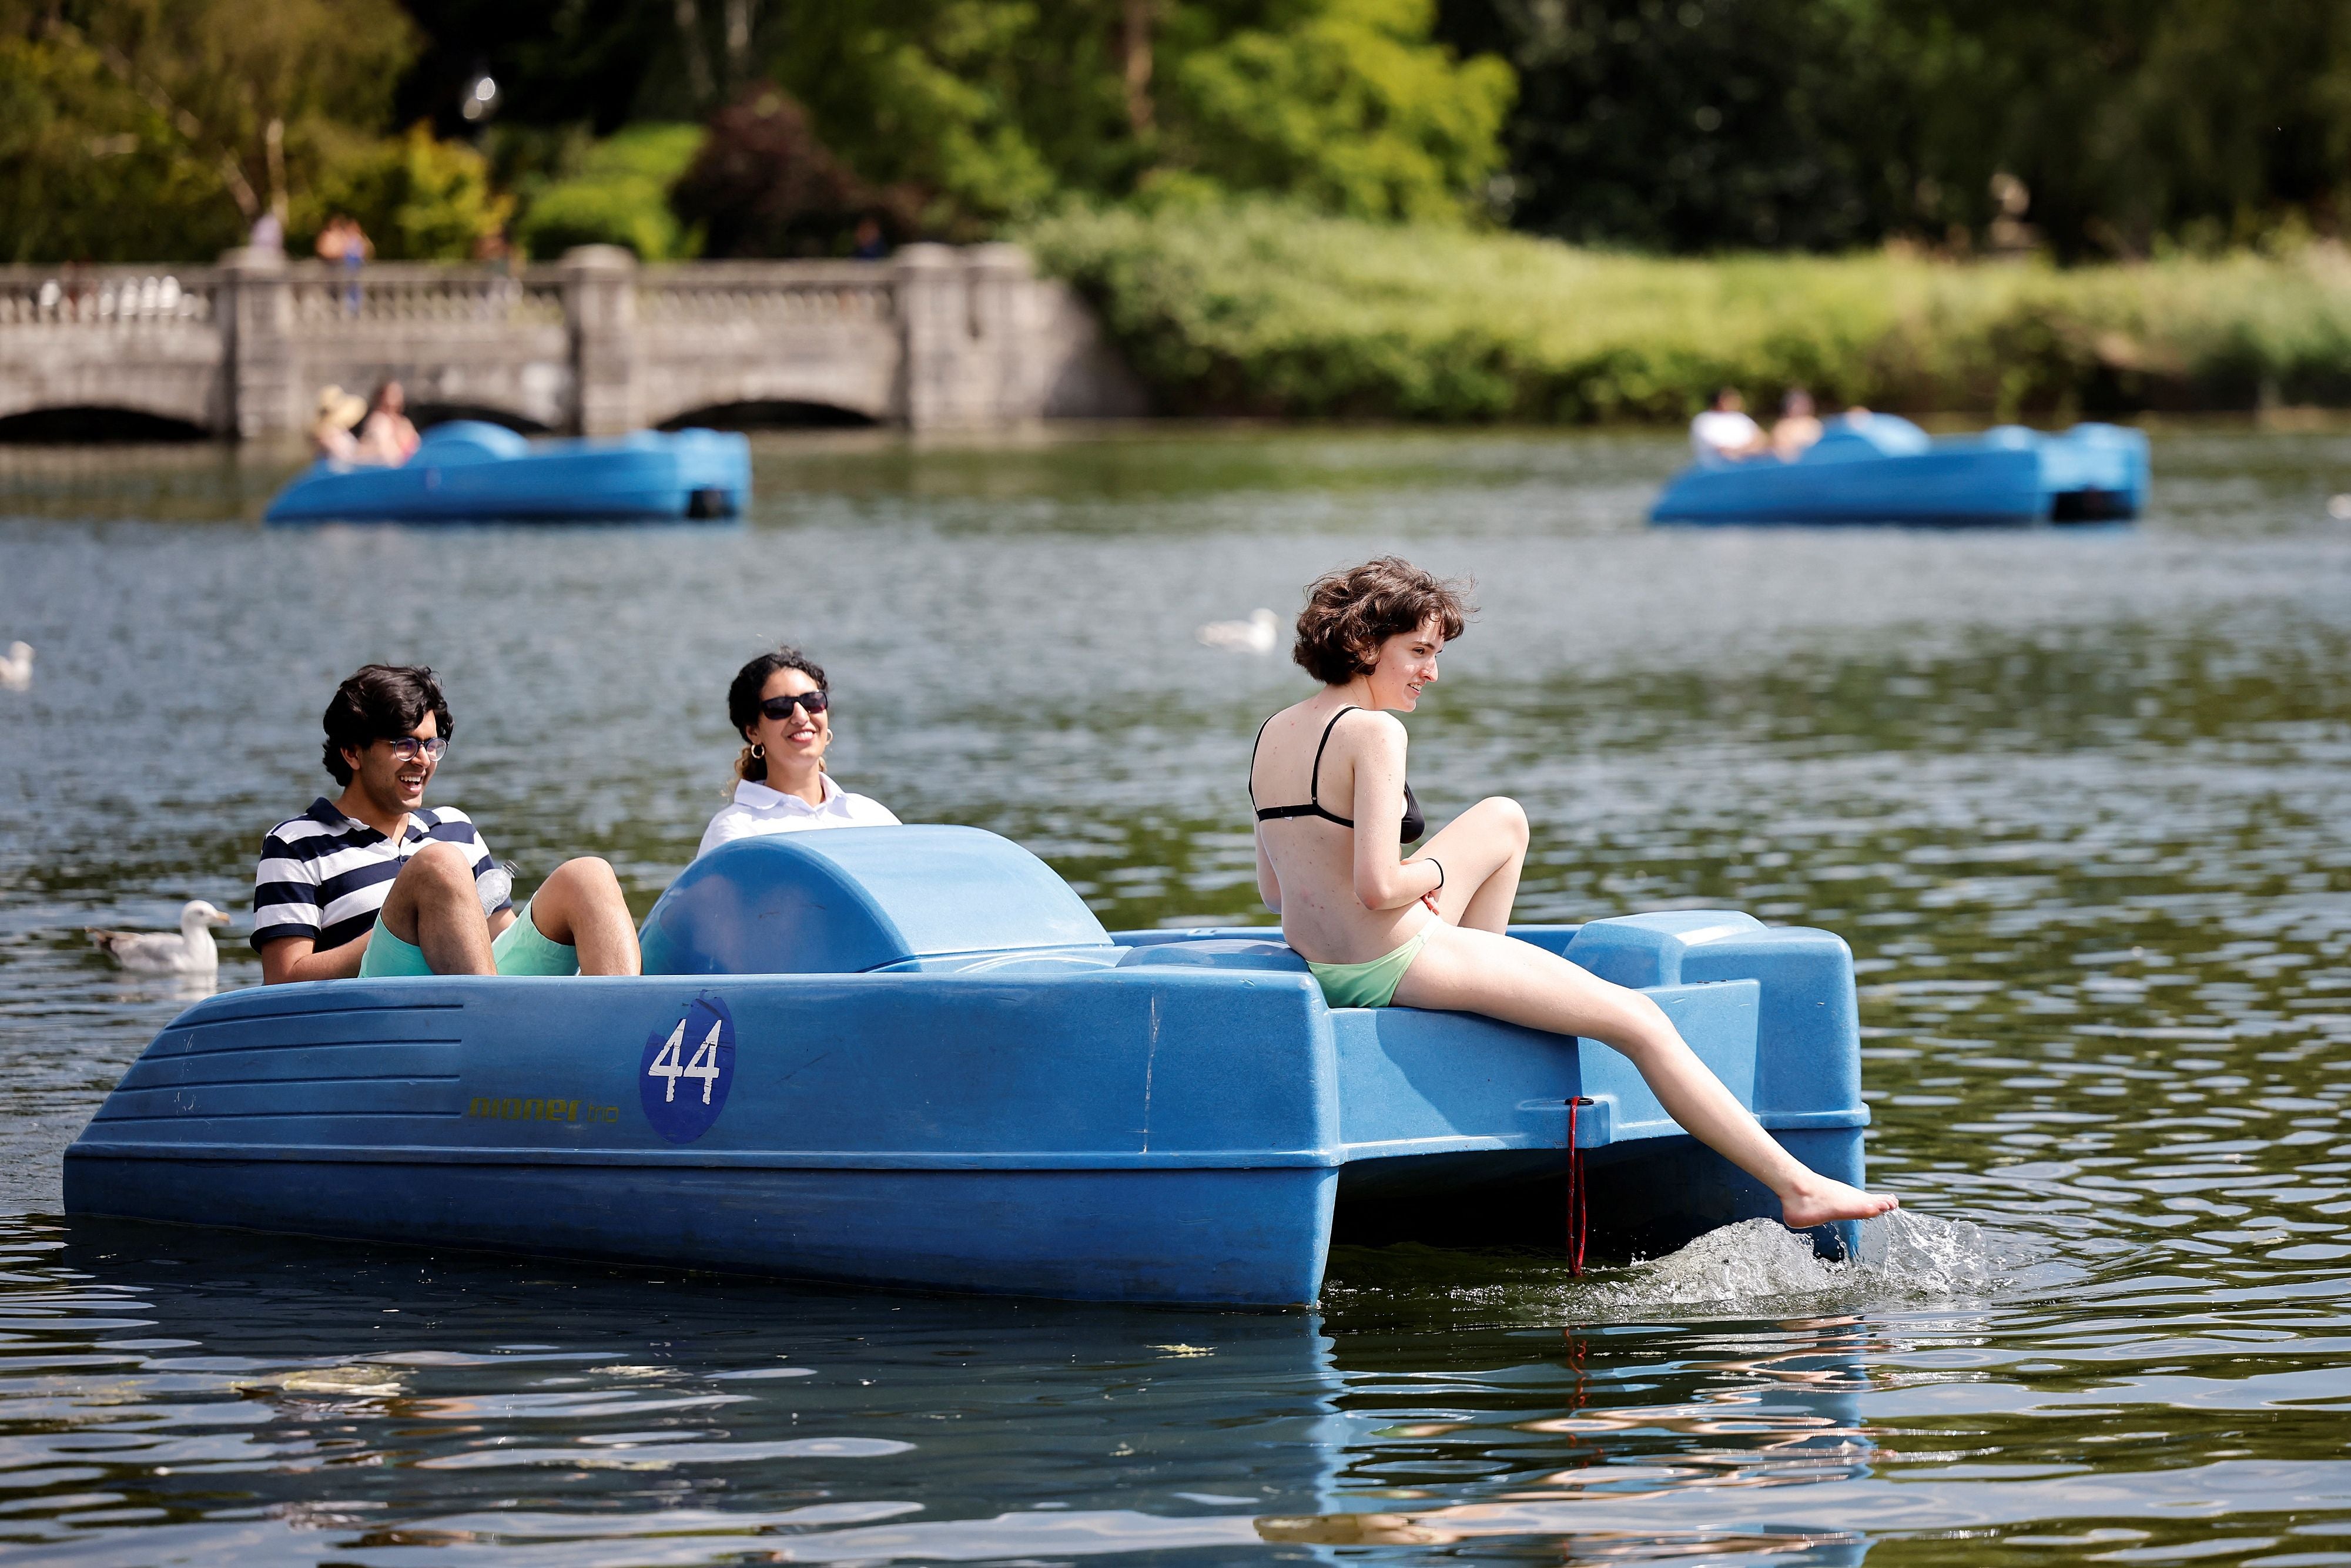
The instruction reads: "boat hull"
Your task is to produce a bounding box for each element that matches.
[264,423,751,524]
[1652,418,2149,525]
[63,930,1868,1304]
[65,832,1873,1305]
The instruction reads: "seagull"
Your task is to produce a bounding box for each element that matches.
[0,642,29,691]
[89,900,232,975]
[1195,608,1280,655]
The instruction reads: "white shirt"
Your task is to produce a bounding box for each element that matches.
[696,775,902,859]
[1691,408,1763,461]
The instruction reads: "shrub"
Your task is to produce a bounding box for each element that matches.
[514,124,705,261]
[1024,201,2351,420]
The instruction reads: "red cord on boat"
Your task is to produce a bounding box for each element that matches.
[1566,1096,1593,1275]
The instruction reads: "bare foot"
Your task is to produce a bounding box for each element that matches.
[1780,1178,1898,1230]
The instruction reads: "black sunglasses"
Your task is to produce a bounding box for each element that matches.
[759,691,830,721]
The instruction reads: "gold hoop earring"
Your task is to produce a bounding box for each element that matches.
[750,743,765,759]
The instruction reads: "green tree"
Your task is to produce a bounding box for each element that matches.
[764,1,1127,232]
[1160,0,1516,221]
[0,0,422,259]
[0,31,240,260]
[1441,0,2351,257]
[757,0,1512,228]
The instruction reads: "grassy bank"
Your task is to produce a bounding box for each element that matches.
[1024,204,2351,422]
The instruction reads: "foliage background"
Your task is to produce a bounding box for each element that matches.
[15,0,2351,419]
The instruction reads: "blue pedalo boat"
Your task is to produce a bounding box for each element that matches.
[1652,415,2149,526]
[63,826,1873,1305]
[263,420,751,524]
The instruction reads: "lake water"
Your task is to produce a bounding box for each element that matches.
[2,423,2350,1565]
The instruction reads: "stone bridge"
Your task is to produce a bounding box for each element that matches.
[0,243,1144,438]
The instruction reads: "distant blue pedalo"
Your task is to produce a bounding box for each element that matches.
[64,827,1873,1306]
[1653,415,2149,526]
[264,421,751,524]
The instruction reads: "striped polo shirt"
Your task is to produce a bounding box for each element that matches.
[252,797,510,953]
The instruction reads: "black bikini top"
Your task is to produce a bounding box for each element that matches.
[1250,705,1425,845]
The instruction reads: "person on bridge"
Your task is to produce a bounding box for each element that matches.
[253,664,640,984]
[1246,557,1897,1234]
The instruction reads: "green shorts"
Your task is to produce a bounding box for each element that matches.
[356,899,578,979]
[1304,923,1432,1010]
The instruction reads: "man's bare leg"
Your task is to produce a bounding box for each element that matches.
[525,857,641,976]
[378,841,496,975]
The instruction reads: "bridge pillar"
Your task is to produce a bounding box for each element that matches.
[895,244,968,430]
[219,247,297,438]
[561,246,637,435]
[966,243,1034,424]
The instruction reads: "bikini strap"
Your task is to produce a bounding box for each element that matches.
[1305,706,1358,818]
[1246,713,1275,809]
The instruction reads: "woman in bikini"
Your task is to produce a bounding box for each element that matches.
[1250,557,1897,1232]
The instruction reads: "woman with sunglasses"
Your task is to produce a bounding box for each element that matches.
[696,647,900,859]
[1250,558,1895,1234]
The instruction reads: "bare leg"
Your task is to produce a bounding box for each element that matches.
[1409,796,1528,933]
[378,841,496,976]
[523,857,641,976]
[1394,922,1897,1228]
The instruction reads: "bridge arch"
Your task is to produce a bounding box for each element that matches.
[635,371,894,433]
[658,400,879,431]
[0,404,212,443]
[408,402,553,435]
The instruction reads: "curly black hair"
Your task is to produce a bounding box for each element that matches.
[321,664,453,785]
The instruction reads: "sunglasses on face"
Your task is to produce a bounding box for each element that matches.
[759,691,830,721]
[381,735,448,762]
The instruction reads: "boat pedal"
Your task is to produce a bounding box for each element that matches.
[686,487,736,520]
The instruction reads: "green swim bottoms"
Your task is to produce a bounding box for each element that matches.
[1304,923,1432,1010]
[356,899,579,979]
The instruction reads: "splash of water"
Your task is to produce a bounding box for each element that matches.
[1588,1209,2010,1312]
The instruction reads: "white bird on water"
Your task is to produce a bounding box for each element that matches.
[89,901,232,975]
[1195,608,1280,655]
[0,642,30,691]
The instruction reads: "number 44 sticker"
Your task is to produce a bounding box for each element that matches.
[648,1016,724,1104]
[638,996,735,1143]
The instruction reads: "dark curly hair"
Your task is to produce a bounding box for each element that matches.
[726,645,829,784]
[321,664,453,785]
[1292,557,1473,685]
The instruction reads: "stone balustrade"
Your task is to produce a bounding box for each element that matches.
[0,244,1142,438]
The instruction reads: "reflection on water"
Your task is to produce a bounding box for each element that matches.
[3,422,2351,1563]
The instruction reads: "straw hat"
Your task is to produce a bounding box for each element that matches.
[310,384,366,431]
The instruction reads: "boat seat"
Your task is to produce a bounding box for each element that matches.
[1798,413,1931,462]
[413,420,530,464]
[639,825,1116,976]
[1115,937,1308,974]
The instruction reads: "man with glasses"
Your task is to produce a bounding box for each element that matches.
[253,664,639,983]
